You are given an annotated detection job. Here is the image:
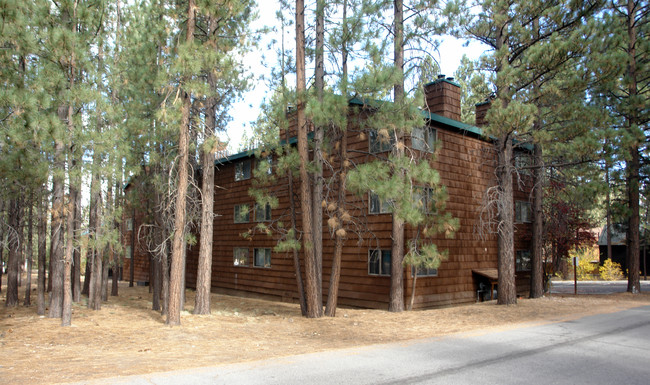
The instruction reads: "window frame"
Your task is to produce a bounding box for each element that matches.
[368,249,392,276]
[233,247,249,267]
[126,218,133,231]
[234,204,250,223]
[253,248,272,268]
[516,249,531,272]
[411,126,437,152]
[235,159,252,181]
[515,201,532,223]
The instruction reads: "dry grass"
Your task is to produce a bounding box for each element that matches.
[1,279,649,385]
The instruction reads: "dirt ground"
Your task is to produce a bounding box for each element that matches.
[1,278,650,385]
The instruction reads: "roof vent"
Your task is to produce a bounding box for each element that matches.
[437,74,445,79]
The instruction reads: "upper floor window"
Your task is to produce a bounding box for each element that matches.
[369,129,394,153]
[126,218,133,231]
[234,204,250,223]
[263,156,273,175]
[516,250,531,271]
[369,192,392,214]
[369,249,391,276]
[235,159,251,181]
[255,202,272,222]
[412,126,436,152]
[515,201,532,223]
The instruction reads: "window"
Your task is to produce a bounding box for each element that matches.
[369,192,392,214]
[516,250,531,271]
[412,266,438,277]
[369,249,391,276]
[255,202,272,222]
[235,160,251,181]
[254,248,271,268]
[515,201,532,223]
[369,129,394,153]
[412,126,436,152]
[263,156,273,175]
[515,153,532,176]
[234,204,250,223]
[125,245,132,259]
[126,218,133,231]
[234,248,249,266]
[414,187,435,214]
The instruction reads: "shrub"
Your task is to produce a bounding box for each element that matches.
[570,247,599,280]
[599,259,624,281]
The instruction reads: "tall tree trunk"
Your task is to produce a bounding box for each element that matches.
[296,0,321,318]
[311,0,325,313]
[324,130,348,316]
[496,135,517,304]
[389,0,406,312]
[167,0,195,326]
[625,0,640,294]
[493,8,517,305]
[605,153,612,262]
[48,107,67,318]
[0,200,4,294]
[193,47,217,314]
[62,123,77,325]
[23,199,34,306]
[37,193,47,315]
[6,199,20,306]
[72,159,82,302]
[88,183,103,310]
[530,143,544,297]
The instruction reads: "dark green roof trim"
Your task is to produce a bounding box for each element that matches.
[214,132,310,166]
[421,110,484,137]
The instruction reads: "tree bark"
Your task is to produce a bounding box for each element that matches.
[311,0,325,313]
[37,192,47,315]
[48,107,67,318]
[625,0,640,294]
[62,123,77,326]
[23,199,34,306]
[530,144,544,297]
[389,0,406,312]
[193,61,216,315]
[296,0,321,318]
[167,0,195,326]
[0,200,4,294]
[72,159,82,302]
[496,135,517,305]
[6,199,20,307]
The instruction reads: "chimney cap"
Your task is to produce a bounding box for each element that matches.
[446,77,454,81]
[437,74,445,79]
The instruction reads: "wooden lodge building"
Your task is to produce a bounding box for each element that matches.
[123,76,533,310]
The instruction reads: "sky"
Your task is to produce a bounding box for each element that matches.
[220,1,488,153]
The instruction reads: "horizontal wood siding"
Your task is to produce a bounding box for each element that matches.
[125,104,532,309]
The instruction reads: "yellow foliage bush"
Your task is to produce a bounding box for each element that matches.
[570,247,599,280]
[599,258,624,281]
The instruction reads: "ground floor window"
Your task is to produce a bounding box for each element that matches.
[369,249,391,276]
[516,250,531,271]
[254,248,272,268]
[234,248,249,266]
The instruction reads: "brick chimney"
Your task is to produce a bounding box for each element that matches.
[423,75,461,121]
[475,96,494,127]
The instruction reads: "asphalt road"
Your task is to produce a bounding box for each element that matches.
[550,280,650,294]
[75,305,650,385]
